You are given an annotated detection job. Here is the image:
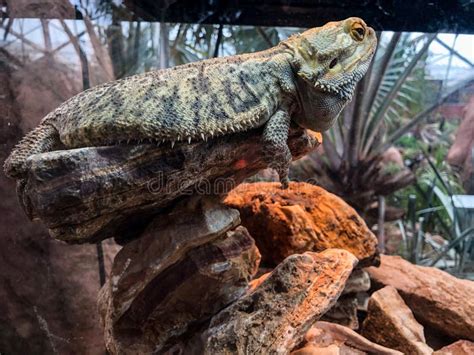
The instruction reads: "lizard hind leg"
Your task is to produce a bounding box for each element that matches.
[262,109,292,189]
[4,123,61,179]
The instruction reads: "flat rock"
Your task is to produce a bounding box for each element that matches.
[98,198,261,354]
[292,321,402,355]
[366,255,474,341]
[204,249,358,354]
[224,182,379,266]
[361,286,433,354]
[434,340,474,355]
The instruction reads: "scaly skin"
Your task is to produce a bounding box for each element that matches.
[4,17,377,187]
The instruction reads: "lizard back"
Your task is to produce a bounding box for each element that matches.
[52,50,288,147]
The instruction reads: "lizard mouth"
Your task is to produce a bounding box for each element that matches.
[313,26,377,101]
[313,54,372,101]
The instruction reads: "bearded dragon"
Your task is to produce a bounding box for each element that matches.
[5,17,376,187]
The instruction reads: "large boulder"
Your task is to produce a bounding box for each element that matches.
[361,286,433,354]
[366,255,474,341]
[224,182,379,266]
[205,249,358,354]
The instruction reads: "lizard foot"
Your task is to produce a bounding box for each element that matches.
[261,109,292,189]
[280,176,290,189]
[262,143,291,189]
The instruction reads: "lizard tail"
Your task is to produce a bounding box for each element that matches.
[4,123,61,179]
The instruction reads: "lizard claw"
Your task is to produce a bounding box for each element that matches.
[280,177,290,189]
[277,165,290,189]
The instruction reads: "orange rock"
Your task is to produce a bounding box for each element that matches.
[205,249,358,354]
[292,321,402,355]
[247,272,270,293]
[361,286,433,354]
[224,181,378,266]
[292,344,346,355]
[434,340,474,355]
[366,255,474,341]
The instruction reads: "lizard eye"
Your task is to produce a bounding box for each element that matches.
[351,23,366,41]
[329,58,338,69]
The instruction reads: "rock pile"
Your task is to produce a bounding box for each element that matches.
[98,198,261,354]
[366,254,474,343]
[15,126,320,243]
[97,182,472,354]
[92,181,383,353]
[11,126,474,354]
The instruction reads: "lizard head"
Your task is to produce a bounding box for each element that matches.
[283,17,377,131]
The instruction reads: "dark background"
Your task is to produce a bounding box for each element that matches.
[124,0,474,33]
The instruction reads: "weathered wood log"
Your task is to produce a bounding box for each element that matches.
[18,127,321,243]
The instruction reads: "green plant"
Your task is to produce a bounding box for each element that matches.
[389,136,474,277]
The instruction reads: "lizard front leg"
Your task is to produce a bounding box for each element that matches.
[262,109,292,189]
